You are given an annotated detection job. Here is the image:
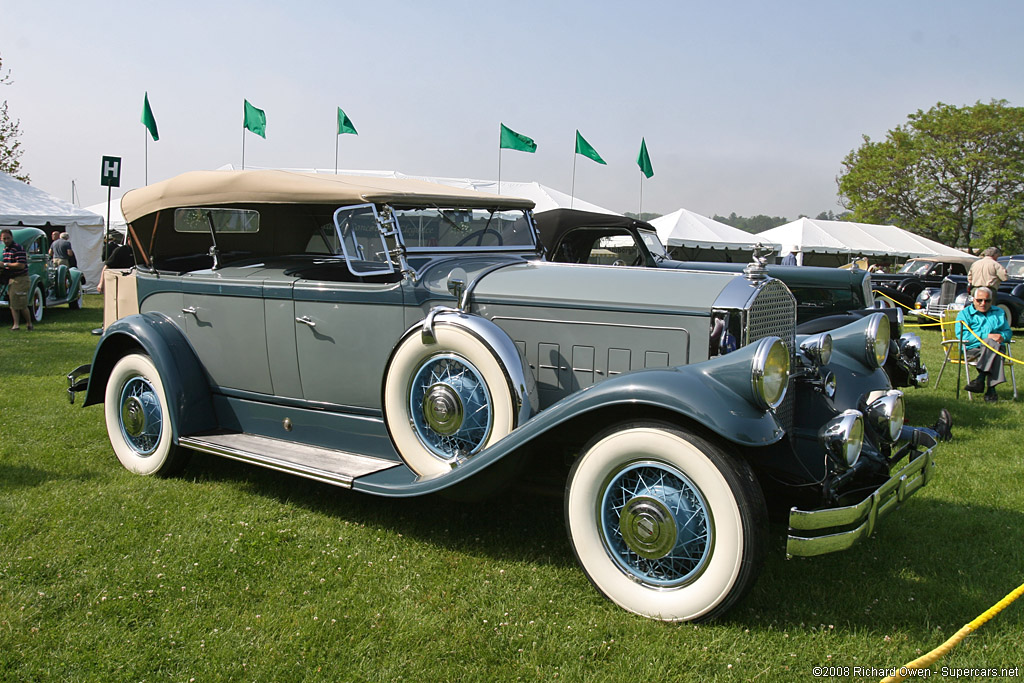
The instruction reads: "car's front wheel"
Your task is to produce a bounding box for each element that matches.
[103,353,189,476]
[565,421,767,622]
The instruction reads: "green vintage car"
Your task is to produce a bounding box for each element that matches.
[1,227,86,321]
[68,170,948,622]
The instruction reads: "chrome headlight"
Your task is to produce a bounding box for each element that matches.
[751,337,790,410]
[898,332,921,360]
[818,409,864,469]
[865,313,890,368]
[799,333,832,366]
[864,389,905,443]
[954,292,970,307]
[821,369,837,399]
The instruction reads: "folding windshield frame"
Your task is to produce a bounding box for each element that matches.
[393,206,539,254]
[333,203,396,278]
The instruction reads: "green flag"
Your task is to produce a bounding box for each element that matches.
[243,99,267,139]
[337,107,358,135]
[499,123,537,153]
[637,137,653,178]
[575,130,606,165]
[141,92,159,141]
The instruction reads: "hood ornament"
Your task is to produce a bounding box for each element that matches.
[744,243,774,281]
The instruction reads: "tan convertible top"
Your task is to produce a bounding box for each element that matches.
[121,170,535,223]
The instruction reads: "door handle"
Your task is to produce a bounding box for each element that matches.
[182,307,197,316]
[295,316,317,328]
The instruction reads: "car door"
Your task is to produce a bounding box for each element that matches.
[293,279,405,409]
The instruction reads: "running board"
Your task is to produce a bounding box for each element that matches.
[178,432,400,488]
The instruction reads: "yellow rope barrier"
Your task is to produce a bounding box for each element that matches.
[879,581,1024,682]
[870,290,1021,364]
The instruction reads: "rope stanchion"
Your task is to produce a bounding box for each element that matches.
[879,581,1024,682]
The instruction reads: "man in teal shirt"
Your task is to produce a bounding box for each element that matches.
[955,286,1013,401]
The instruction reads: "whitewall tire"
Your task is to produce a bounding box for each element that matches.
[103,353,188,476]
[384,324,516,477]
[30,285,44,322]
[565,421,767,622]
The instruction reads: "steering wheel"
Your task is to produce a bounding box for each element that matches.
[455,228,504,247]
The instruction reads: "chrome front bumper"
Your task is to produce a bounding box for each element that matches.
[786,429,938,557]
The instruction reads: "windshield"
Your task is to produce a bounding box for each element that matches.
[393,207,536,251]
[1005,259,1024,278]
[898,260,935,275]
[638,229,668,258]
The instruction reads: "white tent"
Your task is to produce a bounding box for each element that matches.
[758,218,974,267]
[649,208,781,262]
[217,164,618,214]
[0,172,105,292]
[85,198,127,237]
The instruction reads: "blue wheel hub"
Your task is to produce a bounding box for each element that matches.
[410,354,493,460]
[119,376,162,456]
[600,462,711,587]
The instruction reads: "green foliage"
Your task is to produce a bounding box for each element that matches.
[623,212,662,222]
[1,297,1023,680]
[0,53,29,183]
[838,100,1024,254]
[713,212,789,233]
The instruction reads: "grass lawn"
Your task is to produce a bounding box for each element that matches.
[1,296,1022,681]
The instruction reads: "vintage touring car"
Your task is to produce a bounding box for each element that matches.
[68,170,949,622]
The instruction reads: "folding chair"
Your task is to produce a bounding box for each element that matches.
[934,306,1017,400]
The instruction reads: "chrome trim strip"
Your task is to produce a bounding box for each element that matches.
[785,433,936,557]
[489,315,690,333]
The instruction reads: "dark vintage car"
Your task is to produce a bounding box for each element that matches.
[0,227,86,321]
[68,170,948,622]
[915,274,1024,326]
[535,209,928,388]
[870,255,978,309]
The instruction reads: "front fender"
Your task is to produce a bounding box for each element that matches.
[82,313,216,439]
[68,267,85,298]
[354,355,783,496]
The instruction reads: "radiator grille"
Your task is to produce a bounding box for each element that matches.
[747,279,797,436]
[746,279,797,355]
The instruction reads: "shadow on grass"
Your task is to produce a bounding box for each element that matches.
[0,462,100,490]
[179,451,574,568]
[734,498,1024,630]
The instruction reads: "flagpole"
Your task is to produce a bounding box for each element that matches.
[639,171,643,217]
[570,154,577,209]
[241,128,246,170]
[497,148,502,196]
[335,134,339,174]
[145,129,149,185]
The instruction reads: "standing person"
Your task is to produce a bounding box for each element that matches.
[1,228,33,331]
[968,247,1008,297]
[780,245,799,266]
[50,231,74,267]
[955,286,1012,402]
[96,242,135,294]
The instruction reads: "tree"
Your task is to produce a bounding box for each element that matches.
[624,212,662,222]
[837,100,1024,254]
[713,213,789,233]
[0,53,29,183]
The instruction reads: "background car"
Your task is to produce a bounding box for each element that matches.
[870,255,977,309]
[68,170,946,623]
[0,226,86,321]
[535,209,928,387]
[916,274,1024,326]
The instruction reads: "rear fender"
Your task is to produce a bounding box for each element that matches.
[82,313,216,439]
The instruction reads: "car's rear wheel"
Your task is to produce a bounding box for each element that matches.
[996,302,1014,327]
[29,285,44,322]
[565,421,767,622]
[103,353,189,476]
[383,324,516,476]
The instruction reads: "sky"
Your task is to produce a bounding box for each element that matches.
[2,0,1023,220]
